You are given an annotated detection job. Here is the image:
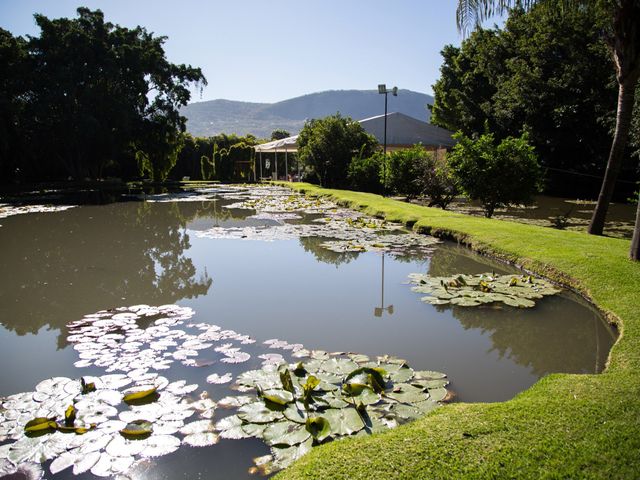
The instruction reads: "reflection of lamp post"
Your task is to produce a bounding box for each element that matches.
[378,84,398,196]
[374,253,394,317]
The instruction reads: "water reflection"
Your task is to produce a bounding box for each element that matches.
[426,244,615,377]
[373,254,393,317]
[0,201,212,341]
[298,236,360,267]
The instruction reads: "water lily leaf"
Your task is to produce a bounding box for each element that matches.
[350,386,381,406]
[413,370,447,380]
[139,434,180,458]
[216,415,249,439]
[24,417,57,434]
[305,416,331,442]
[120,419,153,439]
[80,377,96,394]
[321,358,358,376]
[217,396,253,409]
[278,365,296,394]
[238,402,284,424]
[411,378,449,390]
[90,453,135,477]
[381,403,422,422]
[260,389,294,406]
[237,369,281,390]
[64,405,76,426]
[179,420,214,435]
[270,436,313,470]
[387,365,415,384]
[242,422,267,438]
[345,367,387,393]
[183,432,220,447]
[123,387,159,406]
[283,404,306,424]
[428,387,449,402]
[385,384,430,404]
[323,408,365,436]
[263,420,311,446]
[347,353,370,364]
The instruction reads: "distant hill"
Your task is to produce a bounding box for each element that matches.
[181,89,434,138]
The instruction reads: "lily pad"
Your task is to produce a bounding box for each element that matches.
[237,402,284,424]
[322,408,365,436]
[262,420,311,446]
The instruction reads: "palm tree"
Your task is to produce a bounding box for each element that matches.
[456,0,640,260]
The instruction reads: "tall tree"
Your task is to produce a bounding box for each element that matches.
[297,114,378,188]
[456,0,640,260]
[432,6,619,197]
[1,8,206,182]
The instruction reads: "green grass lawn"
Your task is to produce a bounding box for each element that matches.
[275,183,640,479]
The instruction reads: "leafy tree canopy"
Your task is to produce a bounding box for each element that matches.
[0,8,206,182]
[431,5,625,195]
[297,114,378,188]
[447,131,542,217]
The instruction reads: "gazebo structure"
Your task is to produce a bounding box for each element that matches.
[252,112,455,181]
[253,135,299,181]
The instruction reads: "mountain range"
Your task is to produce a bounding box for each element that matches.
[181,89,434,138]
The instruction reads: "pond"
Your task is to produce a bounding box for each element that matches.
[0,185,616,479]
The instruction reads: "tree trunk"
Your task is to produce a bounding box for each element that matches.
[587,79,636,235]
[631,191,640,260]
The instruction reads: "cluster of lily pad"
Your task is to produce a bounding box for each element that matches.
[0,373,217,478]
[408,272,562,308]
[191,185,442,257]
[1,303,453,477]
[0,203,76,221]
[214,351,449,474]
[67,304,255,373]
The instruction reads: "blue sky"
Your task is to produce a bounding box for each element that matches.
[0,0,504,104]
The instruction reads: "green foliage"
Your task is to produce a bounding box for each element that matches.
[347,152,383,194]
[385,146,426,198]
[271,129,291,140]
[447,131,541,217]
[297,114,378,188]
[0,8,206,183]
[431,5,626,196]
[416,152,458,209]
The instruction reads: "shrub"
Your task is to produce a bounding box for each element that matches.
[447,131,541,217]
[384,145,426,198]
[347,152,383,194]
[416,152,458,209]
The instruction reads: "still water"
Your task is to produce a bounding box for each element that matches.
[0,186,616,479]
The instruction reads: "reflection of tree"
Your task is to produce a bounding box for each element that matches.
[0,201,212,344]
[444,299,615,376]
[298,236,360,267]
[426,245,615,376]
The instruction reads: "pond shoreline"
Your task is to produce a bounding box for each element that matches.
[276,182,639,479]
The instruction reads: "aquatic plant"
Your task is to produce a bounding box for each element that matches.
[408,272,561,308]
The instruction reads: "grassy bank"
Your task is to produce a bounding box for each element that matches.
[275,183,640,479]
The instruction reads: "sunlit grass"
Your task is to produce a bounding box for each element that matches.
[276,183,640,479]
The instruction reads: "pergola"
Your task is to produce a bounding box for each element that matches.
[253,135,299,181]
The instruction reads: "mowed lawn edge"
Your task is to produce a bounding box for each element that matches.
[273,183,640,479]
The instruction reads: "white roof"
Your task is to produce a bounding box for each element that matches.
[254,135,299,153]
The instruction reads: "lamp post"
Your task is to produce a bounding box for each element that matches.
[374,253,394,318]
[378,84,398,196]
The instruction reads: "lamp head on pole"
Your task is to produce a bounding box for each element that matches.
[392,86,398,96]
[378,84,386,94]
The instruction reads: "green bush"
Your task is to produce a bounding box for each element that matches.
[297,114,378,188]
[416,152,458,209]
[384,145,426,198]
[347,152,383,194]
[447,131,541,217]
